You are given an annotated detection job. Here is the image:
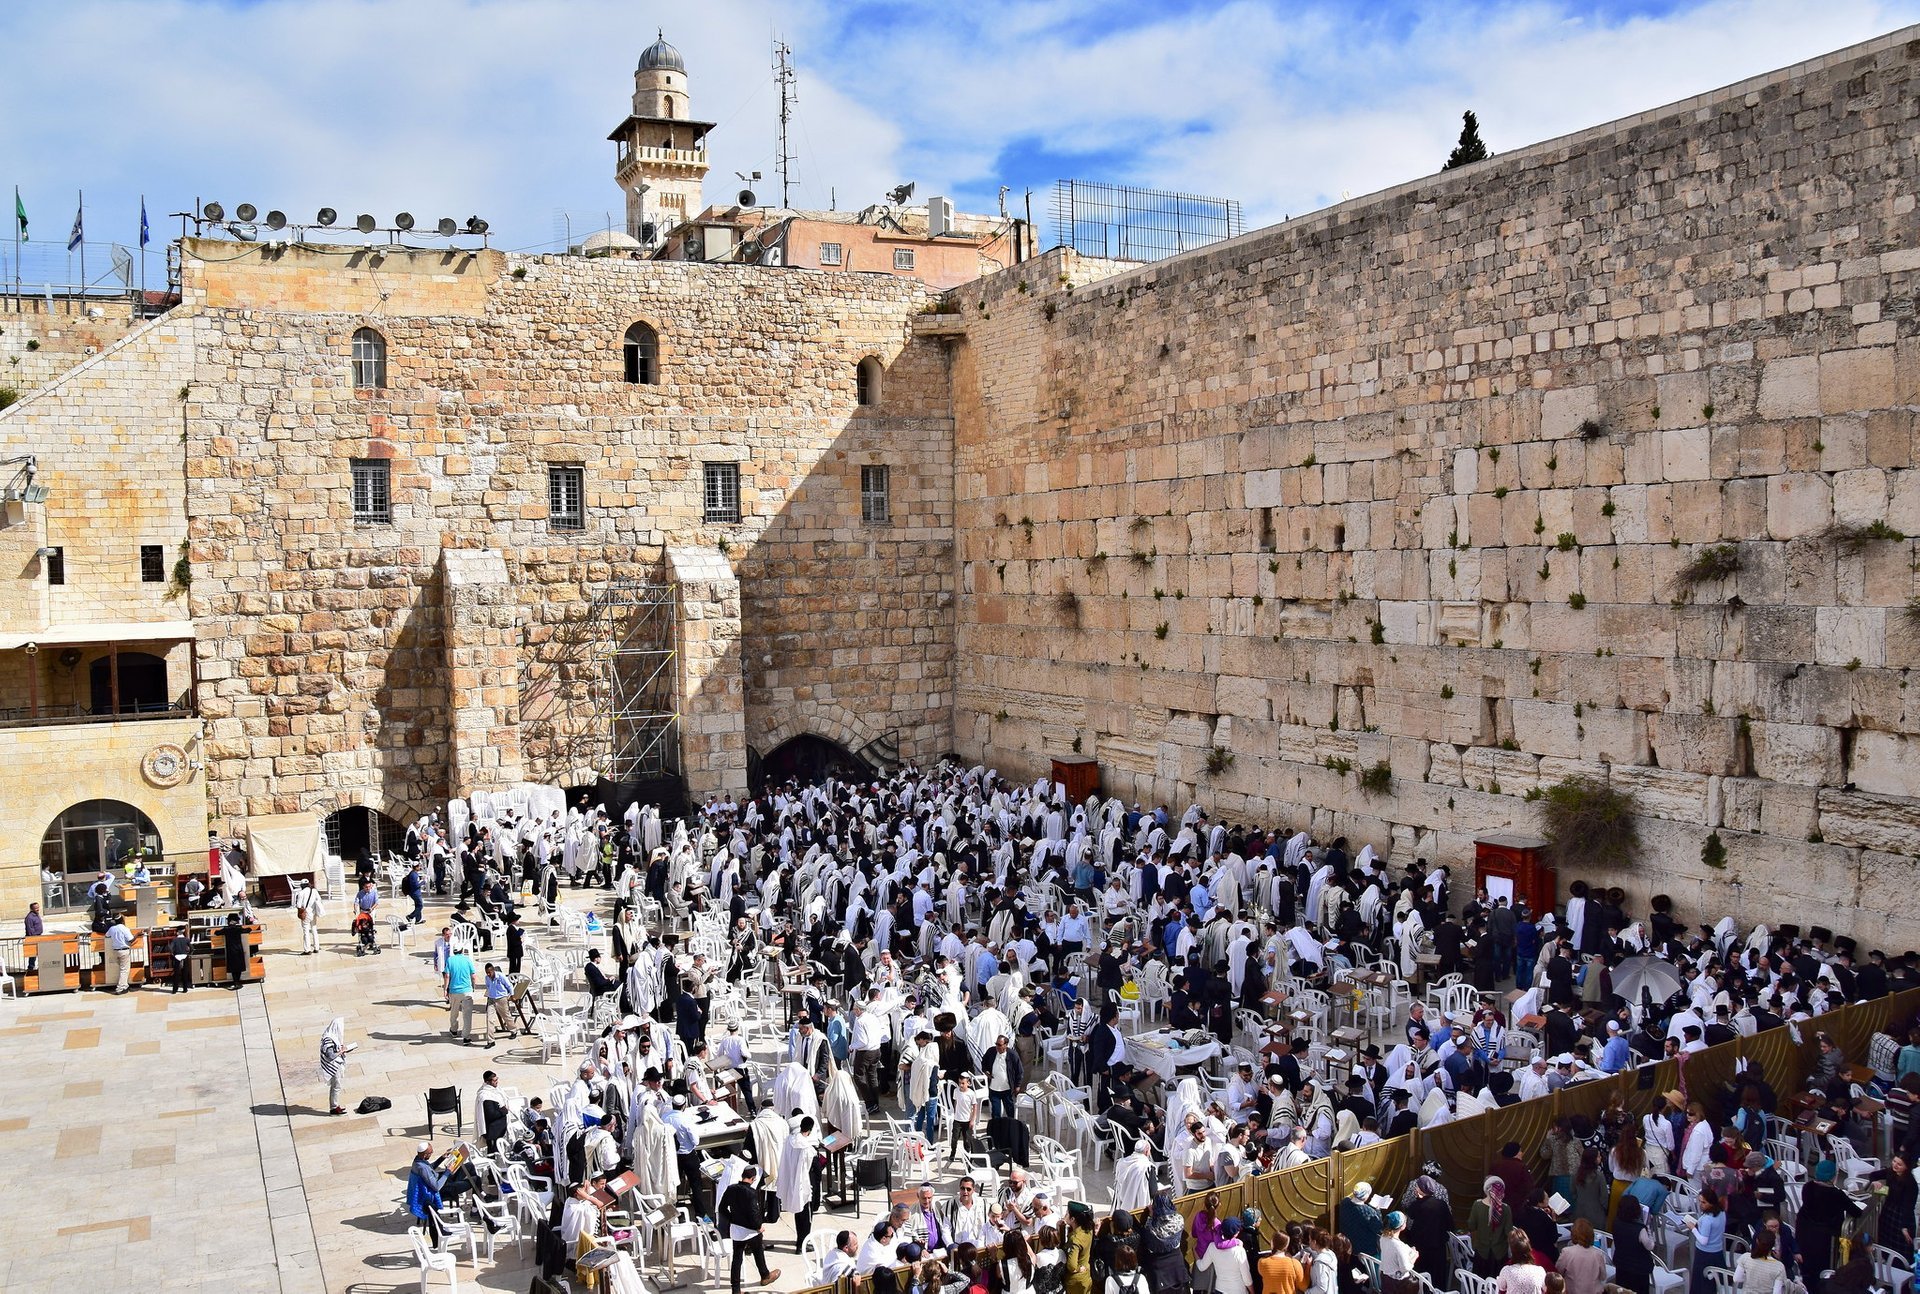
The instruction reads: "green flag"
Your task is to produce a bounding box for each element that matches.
[14,191,24,240]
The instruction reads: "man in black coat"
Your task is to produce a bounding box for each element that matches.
[719,1164,780,1292]
[1857,951,1891,1001]
[1085,1004,1124,1104]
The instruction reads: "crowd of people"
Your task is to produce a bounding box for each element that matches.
[365,760,1920,1294]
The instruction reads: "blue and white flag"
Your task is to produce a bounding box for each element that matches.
[67,202,82,251]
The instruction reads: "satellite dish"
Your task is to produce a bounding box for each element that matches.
[436,217,457,236]
[265,210,287,231]
[316,207,338,227]
[355,213,376,234]
[738,189,756,207]
[235,202,258,222]
[394,212,415,231]
[465,216,488,234]
[202,201,225,222]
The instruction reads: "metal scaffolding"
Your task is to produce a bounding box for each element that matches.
[595,577,680,782]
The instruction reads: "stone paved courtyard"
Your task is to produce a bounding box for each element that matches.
[3,890,1118,1293]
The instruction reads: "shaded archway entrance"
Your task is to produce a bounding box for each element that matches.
[323,806,406,866]
[39,799,161,910]
[89,651,169,714]
[755,733,872,792]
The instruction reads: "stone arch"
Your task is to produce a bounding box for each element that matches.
[756,699,876,761]
[307,786,431,828]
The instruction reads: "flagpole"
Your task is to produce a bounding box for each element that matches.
[77,189,85,305]
[139,194,146,313]
[12,185,19,313]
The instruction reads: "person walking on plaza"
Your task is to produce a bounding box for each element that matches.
[320,1015,354,1116]
[293,880,325,955]
[222,913,248,990]
[103,914,134,994]
[169,926,192,994]
[402,862,425,926]
[720,1163,781,1292]
[444,943,478,1043]
[482,963,514,1041]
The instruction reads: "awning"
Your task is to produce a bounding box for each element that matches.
[0,620,195,650]
[246,812,326,879]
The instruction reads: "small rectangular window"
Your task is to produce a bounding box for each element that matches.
[893,248,916,271]
[140,544,164,583]
[703,462,741,523]
[351,458,391,523]
[45,546,64,586]
[1259,508,1276,552]
[819,242,843,266]
[861,465,890,525]
[548,465,585,531]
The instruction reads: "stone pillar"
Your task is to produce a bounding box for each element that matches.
[441,549,525,800]
[666,545,746,800]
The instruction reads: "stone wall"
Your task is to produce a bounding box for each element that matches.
[177,242,954,828]
[945,29,1920,947]
[0,297,145,401]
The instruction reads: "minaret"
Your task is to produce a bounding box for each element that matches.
[607,32,713,245]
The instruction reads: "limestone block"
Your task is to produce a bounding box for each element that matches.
[1757,783,1820,841]
[1817,788,1920,853]
[1814,607,1885,667]
[1541,386,1599,439]
[1608,765,1709,821]
[1821,347,1895,413]
[1850,731,1920,799]
[1719,777,1764,833]
[1662,427,1711,481]
[1767,473,1833,539]
[1749,721,1842,786]
[1757,355,1819,418]
[1832,467,1889,524]
[1214,674,1270,720]
[1508,699,1582,759]
[1649,713,1739,775]
[1244,469,1284,509]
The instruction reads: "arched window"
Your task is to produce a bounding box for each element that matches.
[623,322,659,384]
[40,799,162,910]
[856,356,883,407]
[351,327,387,390]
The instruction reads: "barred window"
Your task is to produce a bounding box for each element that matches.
[703,462,740,523]
[140,544,164,583]
[350,458,391,523]
[819,242,843,266]
[548,465,585,530]
[893,248,916,271]
[861,465,890,525]
[350,327,387,390]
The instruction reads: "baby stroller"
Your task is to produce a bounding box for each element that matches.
[351,909,380,956]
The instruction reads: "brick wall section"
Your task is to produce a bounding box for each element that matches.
[946,29,1920,946]
[442,548,526,799]
[671,545,745,798]
[0,297,144,400]
[179,243,954,828]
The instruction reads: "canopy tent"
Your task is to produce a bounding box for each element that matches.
[246,812,326,879]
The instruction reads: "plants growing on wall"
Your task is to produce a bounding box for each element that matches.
[1538,776,1640,873]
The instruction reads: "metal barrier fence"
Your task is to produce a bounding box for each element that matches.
[781,986,1920,1294]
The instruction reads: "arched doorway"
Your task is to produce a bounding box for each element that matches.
[322,805,407,865]
[756,733,872,792]
[39,799,161,910]
[88,651,169,714]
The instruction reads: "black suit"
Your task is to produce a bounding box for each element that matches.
[1087,1022,1122,1099]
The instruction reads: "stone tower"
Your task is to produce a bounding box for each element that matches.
[607,32,713,245]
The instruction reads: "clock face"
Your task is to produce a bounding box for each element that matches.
[143,743,189,788]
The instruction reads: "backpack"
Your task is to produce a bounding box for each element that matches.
[355,1096,391,1114]
[1033,1261,1066,1294]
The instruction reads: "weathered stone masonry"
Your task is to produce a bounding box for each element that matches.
[943,29,1920,948]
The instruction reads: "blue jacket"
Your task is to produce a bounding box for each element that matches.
[407,1158,445,1222]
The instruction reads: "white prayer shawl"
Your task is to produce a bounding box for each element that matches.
[968,1007,1012,1056]
[1285,925,1325,969]
[776,1129,817,1213]
[752,1108,789,1181]
[824,1069,865,1144]
[1227,934,1252,991]
[1284,832,1310,872]
[1164,1076,1203,1159]
[636,1104,678,1199]
[1418,1087,1453,1128]
[1305,864,1334,926]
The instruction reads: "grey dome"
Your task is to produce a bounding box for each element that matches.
[638,32,685,73]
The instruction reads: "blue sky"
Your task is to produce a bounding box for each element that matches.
[2,0,1917,279]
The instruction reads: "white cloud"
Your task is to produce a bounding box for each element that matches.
[1,0,1916,265]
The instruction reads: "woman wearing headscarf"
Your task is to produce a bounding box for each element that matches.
[1142,1192,1192,1294]
[1404,1176,1455,1291]
[1194,1217,1254,1294]
[320,1016,352,1116]
[1796,1158,1861,1282]
[1469,1177,1513,1277]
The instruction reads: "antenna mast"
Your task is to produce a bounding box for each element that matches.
[773,39,797,208]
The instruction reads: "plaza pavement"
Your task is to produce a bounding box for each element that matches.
[3,888,1119,1293]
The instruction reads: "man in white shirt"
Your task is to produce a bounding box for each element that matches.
[1516,1053,1553,1102]
[947,1175,998,1247]
[850,999,890,1107]
[821,1230,859,1281]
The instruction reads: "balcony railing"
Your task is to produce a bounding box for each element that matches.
[0,703,194,731]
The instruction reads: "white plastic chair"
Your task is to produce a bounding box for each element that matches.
[428,1205,481,1264]
[409,1226,459,1292]
[1871,1245,1913,1294]
[1705,1265,1735,1294]
[470,1194,524,1258]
